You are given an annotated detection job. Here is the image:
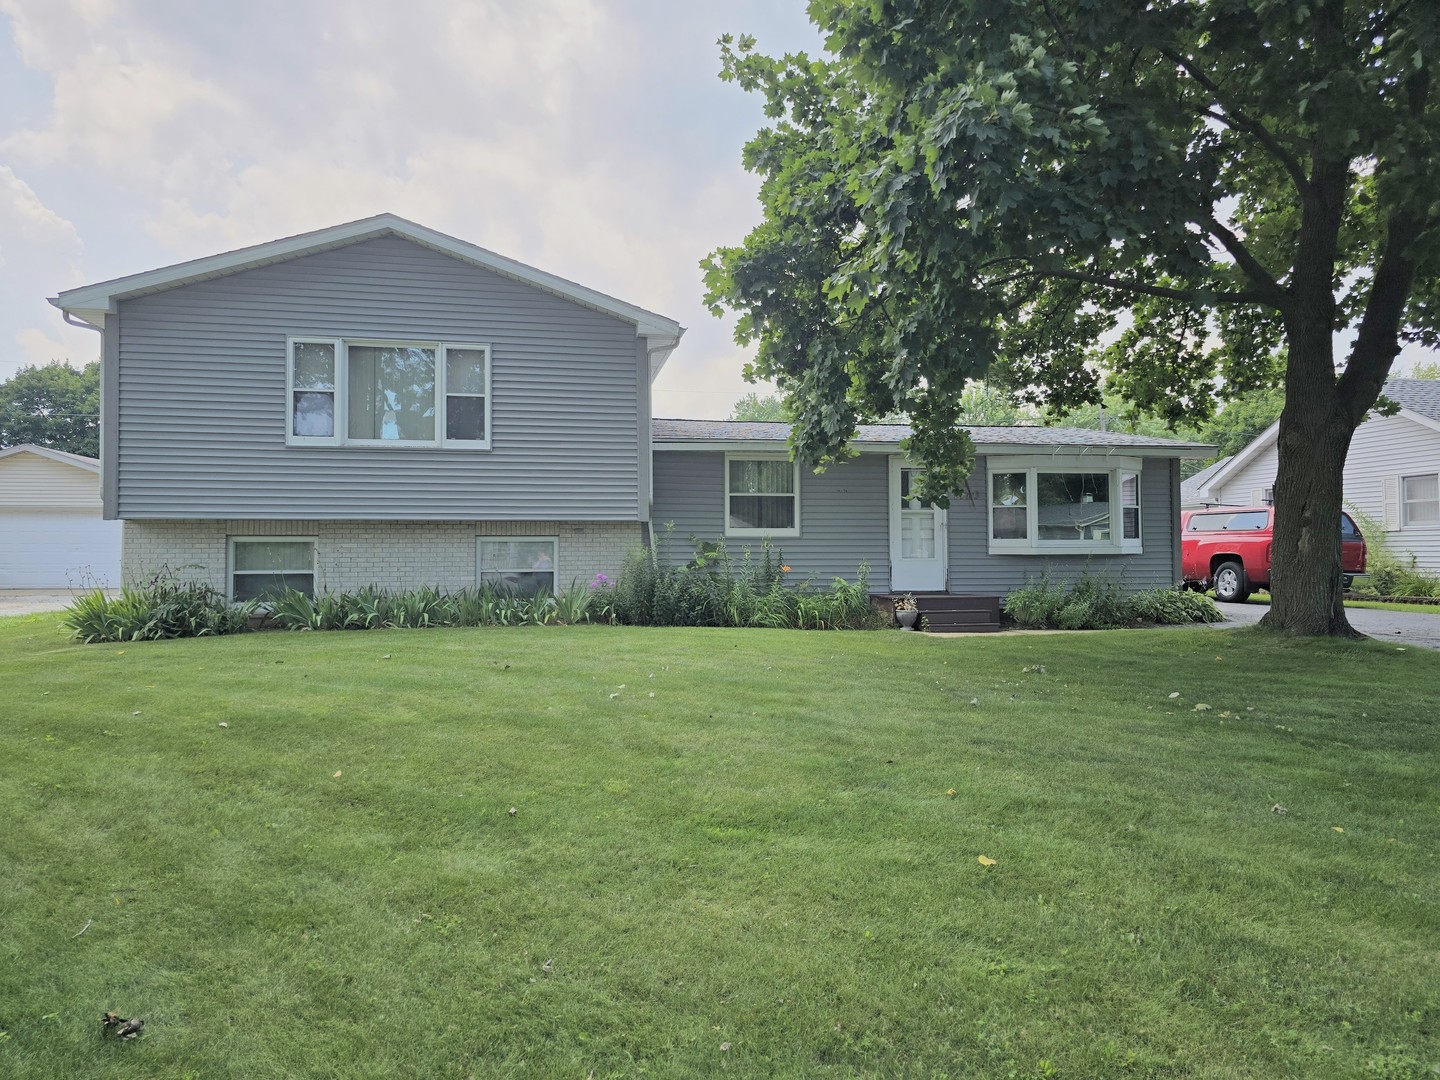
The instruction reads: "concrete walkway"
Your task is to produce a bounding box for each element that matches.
[0,589,110,616]
[1214,599,1440,650]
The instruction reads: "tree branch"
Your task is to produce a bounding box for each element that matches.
[1160,47,1310,193]
[1017,266,1270,306]
[1201,216,1292,309]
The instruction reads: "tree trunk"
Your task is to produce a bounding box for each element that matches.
[1259,318,1359,638]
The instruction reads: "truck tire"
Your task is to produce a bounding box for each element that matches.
[1213,561,1250,603]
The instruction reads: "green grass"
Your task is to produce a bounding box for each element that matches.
[1,615,1436,1079]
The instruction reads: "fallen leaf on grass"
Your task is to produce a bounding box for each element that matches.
[1193,703,1211,712]
[946,788,957,797]
[1271,803,1287,815]
[333,770,342,778]
[977,855,997,867]
[1332,826,1345,833]
[1168,692,1180,699]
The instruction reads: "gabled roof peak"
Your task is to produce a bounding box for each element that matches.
[49,214,684,375]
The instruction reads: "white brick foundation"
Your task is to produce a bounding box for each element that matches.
[122,520,643,594]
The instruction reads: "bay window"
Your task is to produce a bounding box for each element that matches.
[726,454,800,537]
[987,457,1144,554]
[288,338,490,448]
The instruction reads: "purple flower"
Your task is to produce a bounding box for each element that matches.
[589,573,611,589]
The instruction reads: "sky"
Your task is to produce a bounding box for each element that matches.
[1,1,1433,420]
[0,0,824,418]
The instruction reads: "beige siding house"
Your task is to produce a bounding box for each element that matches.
[0,445,122,587]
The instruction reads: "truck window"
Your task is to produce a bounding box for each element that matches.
[1340,513,1361,539]
[1188,511,1268,531]
[1226,511,1269,530]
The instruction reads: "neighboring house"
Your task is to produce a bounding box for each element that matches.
[1178,455,1232,509]
[50,214,1210,604]
[0,444,121,587]
[1181,380,1440,572]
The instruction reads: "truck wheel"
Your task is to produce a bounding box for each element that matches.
[1213,561,1249,603]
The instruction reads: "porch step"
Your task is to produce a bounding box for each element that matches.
[898,593,1003,634]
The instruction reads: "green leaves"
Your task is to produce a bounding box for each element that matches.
[705,0,1440,515]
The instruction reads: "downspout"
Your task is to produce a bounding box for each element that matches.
[643,330,685,553]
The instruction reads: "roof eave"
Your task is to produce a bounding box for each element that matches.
[655,438,1216,457]
[51,213,683,340]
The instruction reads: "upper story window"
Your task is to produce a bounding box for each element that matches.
[287,338,491,449]
[725,453,800,537]
[987,456,1144,554]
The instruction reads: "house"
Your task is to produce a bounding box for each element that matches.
[50,214,1211,608]
[0,444,122,587]
[1181,379,1440,572]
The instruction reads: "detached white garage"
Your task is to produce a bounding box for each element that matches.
[0,445,121,588]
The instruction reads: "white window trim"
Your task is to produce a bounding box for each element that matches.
[724,452,801,538]
[285,336,492,450]
[286,337,342,447]
[229,535,317,602]
[477,536,559,592]
[1401,472,1440,528]
[986,455,1145,555]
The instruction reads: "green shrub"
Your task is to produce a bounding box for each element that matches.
[1127,587,1224,624]
[1345,504,1440,598]
[606,533,881,630]
[1004,572,1224,629]
[63,583,259,643]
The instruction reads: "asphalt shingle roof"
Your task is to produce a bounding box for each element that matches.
[1179,455,1232,505]
[1384,379,1440,421]
[652,418,1212,452]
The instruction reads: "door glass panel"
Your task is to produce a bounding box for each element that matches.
[901,512,935,559]
[900,468,932,508]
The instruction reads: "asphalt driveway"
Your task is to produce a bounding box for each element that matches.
[1215,600,1440,650]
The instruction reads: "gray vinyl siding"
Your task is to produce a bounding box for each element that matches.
[950,457,1178,594]
[653,452,1181,595]
[652,451,891,589]
[112,236,646,520]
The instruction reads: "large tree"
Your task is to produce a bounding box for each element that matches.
[0,362,100,458]
[704,1,1440,636]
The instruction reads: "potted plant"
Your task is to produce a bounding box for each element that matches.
[894,593,920,630]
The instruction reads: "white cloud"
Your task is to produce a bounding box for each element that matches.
[0,165,95,375]
[0,0,828,407]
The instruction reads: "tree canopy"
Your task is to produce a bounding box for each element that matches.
[0,362,100,458]
[704,0,1440,635]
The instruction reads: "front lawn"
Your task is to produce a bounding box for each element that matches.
[1,616,1436,1078]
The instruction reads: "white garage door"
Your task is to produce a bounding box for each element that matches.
[0,510,123,588]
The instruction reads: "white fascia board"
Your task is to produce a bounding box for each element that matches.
[978,443,1215,458]
[1198,420,1279,492]
[0,443,101,472]
[1397,406,1440,436]
[50,213,684,340]
[653,439,1214,457]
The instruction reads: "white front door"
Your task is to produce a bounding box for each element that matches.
[889,458,947,592]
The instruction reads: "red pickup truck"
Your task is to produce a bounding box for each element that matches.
[1180,506,1367,602]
